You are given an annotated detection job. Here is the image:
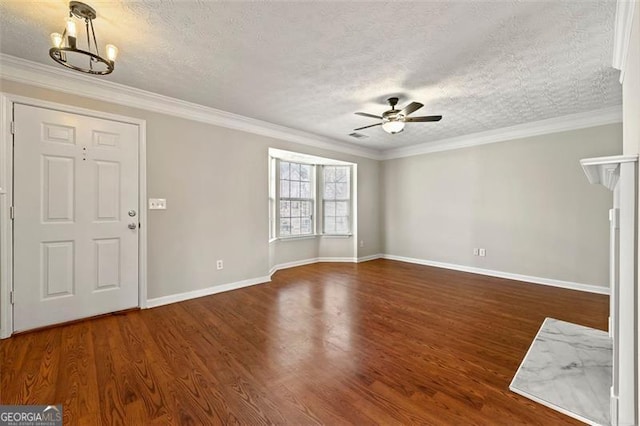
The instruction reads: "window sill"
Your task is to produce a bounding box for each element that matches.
[275,235,318,242]
[270,233,352,243]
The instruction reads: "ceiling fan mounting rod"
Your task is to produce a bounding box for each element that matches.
[387,97,399,109]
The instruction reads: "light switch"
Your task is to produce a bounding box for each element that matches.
[149,198,167,210]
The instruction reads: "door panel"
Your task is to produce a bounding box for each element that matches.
[42,155,75,222]
[94,238,121,290]
[41,241,75,298]
[13,104,139,332]
[95,160,120,221]
[42,122,75,144]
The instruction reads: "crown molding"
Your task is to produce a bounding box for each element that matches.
[0,54,382,160]
[612,0,637,83]
[380,106,623,160]
[0,54,622,162]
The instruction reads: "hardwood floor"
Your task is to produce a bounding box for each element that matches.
[1,259,608,425]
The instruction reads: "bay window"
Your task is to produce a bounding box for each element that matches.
[271,151,353,239]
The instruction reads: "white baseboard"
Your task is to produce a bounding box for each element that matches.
[318,256,357,263]
[269,256,359,276]
[357,254,383,263]
[146,275,271,308]
[269,258,319,276]
[381,254,609,295]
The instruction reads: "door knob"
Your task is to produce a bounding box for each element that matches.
[128,223,137,230]
[128,210,137,217]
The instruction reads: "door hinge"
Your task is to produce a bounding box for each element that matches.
[9,291,14,305]
[10,121,15,135]
[9,206,14,220]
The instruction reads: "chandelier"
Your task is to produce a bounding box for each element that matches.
[49,1,118,75]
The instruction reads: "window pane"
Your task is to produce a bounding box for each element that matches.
[280,200,290,217]
[300,182,311,198]
[335,167,347,182]
[324,217,336,234]
[324,166,335,183]
[335,182,348,199]
[300,201,311,216]
[291,201,300,217]
[336,216,349,234]
[300,165,311,181]
[291,218,301,234]
[290,163,300,180]
[301,218,312,234]
[324,201,336,216]
[278,161,315,237]
[280,162,290,180]
[280,218,291,236]
[324,182,335,199]
[290,181,300,198]
[336,201,349,216]
[280,180,289,198]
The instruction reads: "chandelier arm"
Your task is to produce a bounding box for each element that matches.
[89,18,100,57]
[85,19,93,70]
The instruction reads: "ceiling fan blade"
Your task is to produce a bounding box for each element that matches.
[355,112,382,119]
[354,123,383,131]
[405,115,442,122]
[400,102,424,116]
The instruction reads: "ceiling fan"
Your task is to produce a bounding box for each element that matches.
[354,97,442,134]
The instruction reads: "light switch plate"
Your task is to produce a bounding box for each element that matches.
[149,198,167,210]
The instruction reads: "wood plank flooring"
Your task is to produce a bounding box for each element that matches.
[1,259,608,425]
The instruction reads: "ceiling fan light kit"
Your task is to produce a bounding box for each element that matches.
[354,97,442,135]
[381,119,405,134]
[49,1,118,75]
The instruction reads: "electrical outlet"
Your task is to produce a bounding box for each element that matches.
[216,260,223,270]
[148,198,167,210]
[479,248,486,257]
[473,248,479,256]
[359,240,364,248]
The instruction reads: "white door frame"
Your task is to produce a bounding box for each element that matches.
[0,93,148,338]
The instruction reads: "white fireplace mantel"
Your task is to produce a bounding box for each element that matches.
[581,153,637,426]
[580,155,639,191]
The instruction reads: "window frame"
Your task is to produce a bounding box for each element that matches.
[320,165,353,236]
[269,152,354,241]
[275,159,316,239]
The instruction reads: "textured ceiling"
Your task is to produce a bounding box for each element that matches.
[0,1,621,150]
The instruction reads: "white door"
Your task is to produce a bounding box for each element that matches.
[13,104,139,332]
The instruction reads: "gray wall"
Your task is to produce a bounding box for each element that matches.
[0,77,622,300]
[0,79,382,300]
[382,124,622,287]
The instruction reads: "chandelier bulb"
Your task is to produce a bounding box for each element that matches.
[50,33,63,48]
[105,44,118,62]
[65,17,77,38]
